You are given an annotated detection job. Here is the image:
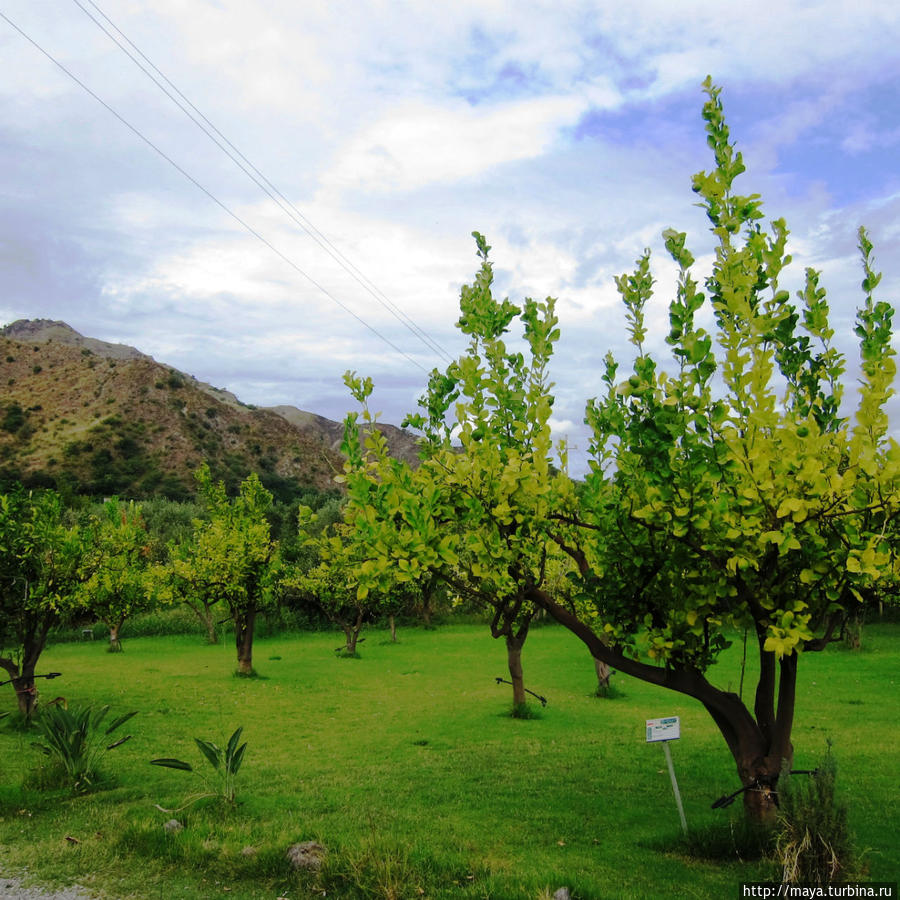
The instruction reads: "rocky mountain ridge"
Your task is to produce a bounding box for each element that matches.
[0,319,420,500]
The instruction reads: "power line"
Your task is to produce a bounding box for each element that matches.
[0,9,431,374]
[72,0,454,363]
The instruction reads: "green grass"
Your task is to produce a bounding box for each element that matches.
[1,622,898,899]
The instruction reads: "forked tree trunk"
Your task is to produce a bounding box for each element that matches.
[487,596,533,710]
[342,608,365,654]
[107,619,124,652]
[234,608,257,675]
[187,600,219,644]
[531,585,799,825]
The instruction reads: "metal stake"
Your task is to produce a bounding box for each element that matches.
[662,740,688,835]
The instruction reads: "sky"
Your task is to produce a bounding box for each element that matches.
[2,0,899,475]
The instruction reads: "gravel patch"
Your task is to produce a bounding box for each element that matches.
[0,872,97,899]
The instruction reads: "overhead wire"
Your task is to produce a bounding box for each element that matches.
[0,8,432,375]
[72,0,454,364]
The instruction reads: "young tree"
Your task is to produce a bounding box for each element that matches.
[340,79,898,821]
[284,503,405,655]
[341,238,566,710]
[78,499,154,651]
[288,535,373,656]
[381,577,432,643]
[153,540,222,645]
[163,466,279,673]
[0,489,84,717]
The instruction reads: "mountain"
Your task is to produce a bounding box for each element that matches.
[0,319,421,500]
[268,405,421,466]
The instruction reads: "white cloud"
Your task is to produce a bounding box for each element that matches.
[322,94,590,194]
[2,0,899,473]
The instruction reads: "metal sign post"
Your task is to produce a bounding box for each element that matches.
[646,717,687,835]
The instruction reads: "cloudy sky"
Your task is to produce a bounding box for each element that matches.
[2,1,899,474]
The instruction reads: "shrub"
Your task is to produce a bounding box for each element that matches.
[151,726,248,808]
[1,403,25,434]
[30,703,137,792]
[775,743,859,884]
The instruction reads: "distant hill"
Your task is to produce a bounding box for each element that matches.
[0,319,421,500]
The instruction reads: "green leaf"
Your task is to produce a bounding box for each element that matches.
[150,758,194,771]
[194,739,222,771]
[225,727,244,763]
[229,742,248,777]
[105,710,138,735]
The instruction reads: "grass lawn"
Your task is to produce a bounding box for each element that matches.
[1,621,898,899]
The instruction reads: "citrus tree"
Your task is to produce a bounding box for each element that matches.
[287,530,373,656]
[78,499,155,651]
[158,466,279,673]
[340,250,569,709]
[340,79,898,821]
[531,79,898,820]
[0,488,84,717]
[284,505,423,654]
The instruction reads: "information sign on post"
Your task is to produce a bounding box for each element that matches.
[646,716,681,742]
[645,716,687,835]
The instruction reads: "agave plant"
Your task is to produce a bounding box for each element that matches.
[32,703,137,791]
[151,726,247,808]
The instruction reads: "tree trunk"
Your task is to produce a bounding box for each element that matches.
[506,632,527,707]
[844,610,864,650]
[15,665,38,719]
[419,576,437,629]
[529,584,798,825]
[737,755,783,824]
[593,656,612,697]
[2,657,40,719]
[2,613,53,719]
[388,614,398,643]
[234,608,256,675]
[187,600,219,644]
[343,609,365,654]
[108,621,123,652]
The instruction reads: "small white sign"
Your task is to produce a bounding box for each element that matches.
[646,716,681,742]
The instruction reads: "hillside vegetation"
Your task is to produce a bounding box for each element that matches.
[0,319,418,501]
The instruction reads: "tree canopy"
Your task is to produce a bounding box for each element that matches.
[339,77,899,820]
[0,488,85,716]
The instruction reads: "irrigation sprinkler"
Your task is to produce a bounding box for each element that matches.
[0,672,63,689]
[711,769,819,809]
[494,677,547,706]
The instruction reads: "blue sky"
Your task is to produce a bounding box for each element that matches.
[1,1,899,474]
